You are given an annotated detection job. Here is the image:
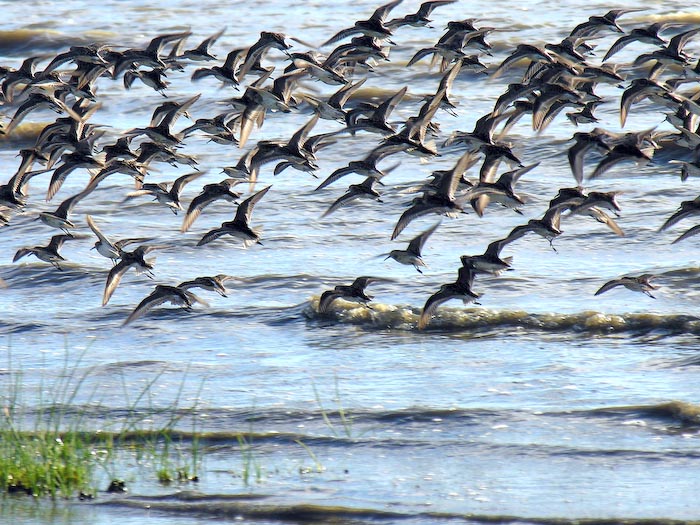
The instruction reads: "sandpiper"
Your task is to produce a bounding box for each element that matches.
[237,31,291,80]
[386,0,456,29]
[318,276,379,314]
[391,151,474,240]
[321,0,401,47]
[385,221,440,273]
[602,22,670,62]
[178,275,231,297]
[86,215,151,264]
[196,185,271,247]
[594,274,658,298]
[125,172,203,214]
[460,238,513,275]
[123,284,208,326]
[173,28,225,62]
[315,144,398,191]
[342,85,407,136]
[191,48,246,87]
[13,233,76,270]
[302,78,367,121]
[503,206,563,252]
[39,184,95,233]
[180,179,242,233]
[570,9,643,39]
[322,176,383,217]
[418,265,480,330]
[102,245,161,306]
[465,163,538,217]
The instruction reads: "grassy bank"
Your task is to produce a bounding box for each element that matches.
[0,351,202,499]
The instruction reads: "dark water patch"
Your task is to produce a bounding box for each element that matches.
[659,354,700,368]
[569,401,700,428]
[0,320,50,334]
[198,302,311,325]
[236,273,329,291]
[0,29,90,56]
[96,492,700,525]
[94,359,171,372]
[1,263,102,289]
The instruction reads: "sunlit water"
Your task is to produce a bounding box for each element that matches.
[2,1,700,523]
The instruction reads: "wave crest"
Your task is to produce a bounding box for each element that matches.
[304,297,700,334]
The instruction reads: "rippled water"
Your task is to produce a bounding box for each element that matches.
[2,0,700,523]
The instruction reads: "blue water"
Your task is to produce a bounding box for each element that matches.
[2,1,700,523]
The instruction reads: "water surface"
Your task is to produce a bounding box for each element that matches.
[2,1,700,523]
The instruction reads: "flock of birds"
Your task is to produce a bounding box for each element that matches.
[2,1,700,328]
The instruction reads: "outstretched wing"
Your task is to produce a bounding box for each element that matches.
[594,278,623,296]
[103,259,132,306]
[234,185,271,224]
[418,285,454,329]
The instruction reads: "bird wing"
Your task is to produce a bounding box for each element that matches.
[603,34,640,62]
[234,185,271,224]
[288,113,319,152]
[322,27,365,48]
[46,162,79,202]
[375,86,408,123]
[315,165,358,191]
[47,233,73,252]
[322,187,364,217]
[55,184,96,218]
[667,27,700,55]
[441,150,479,199]
[123,287,171,325]
[419,0,456,17]
[318,289,342,313]
[658,204,696,231]
[391,199,438,240]
[418,285,455,329]
[407,221,440,255]
[567,137,591,186]
[86,214,113,247]
[370,0,403,23]
[672,224,700,244]
[238,101,265,149]
[589,148,631,180]
[103,259,132,306]
[594,278,623,296]
[13,248,33,262]
[351,276,377,292]
[196,226,230,246]
[181,188,237,233]
[484,237,510,258]
[328,78,367,108]
[407,47,437,67]
[586,207,625,236]
[171,171,204,196]
[620,80,658,128]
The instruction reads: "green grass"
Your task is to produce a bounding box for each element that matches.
[0,427,96,498]
[312,375,355,439]
[236,432,262,485]
[0,348,204,499]
[1,349,364,498]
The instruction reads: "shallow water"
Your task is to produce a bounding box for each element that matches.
[2,0,700,523]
